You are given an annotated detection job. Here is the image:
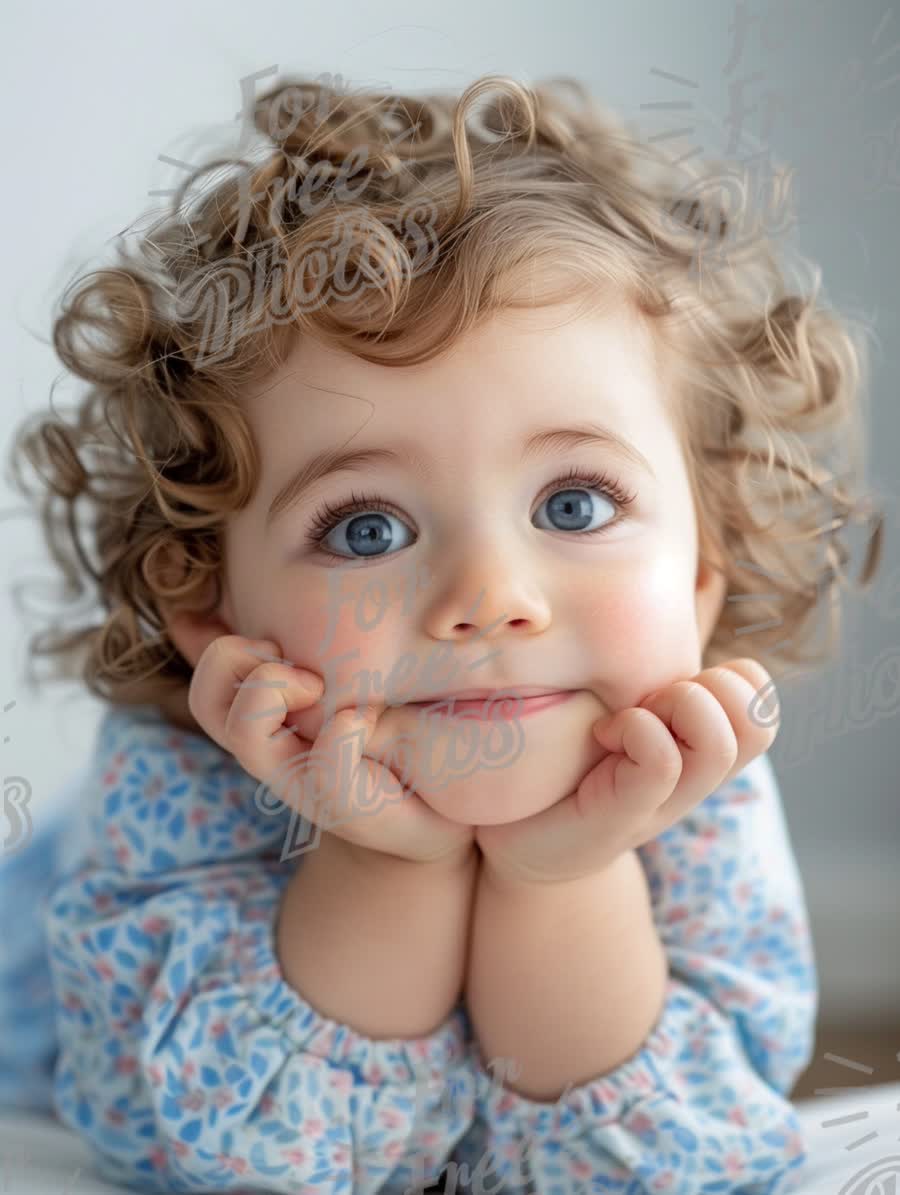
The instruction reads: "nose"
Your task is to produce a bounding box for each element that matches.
[421,535,552,639]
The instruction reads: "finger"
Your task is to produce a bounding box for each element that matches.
[691,659,779,783]
[225,659,326,786]
[729,657,782,732]
[585,706,683,816]
[279,705,382,834]
[305,713,462,862]
[638,681,739,825]
[188,634,322,756]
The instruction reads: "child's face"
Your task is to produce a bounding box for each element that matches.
[214,296,726,826]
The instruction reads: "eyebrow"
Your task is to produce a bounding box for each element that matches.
[266,422,655,528]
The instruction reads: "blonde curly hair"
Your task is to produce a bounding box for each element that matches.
[7,72,884,721]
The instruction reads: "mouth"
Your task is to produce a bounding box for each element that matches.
[401,690,576,720]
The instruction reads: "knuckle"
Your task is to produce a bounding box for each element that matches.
[240,660,287,691]
[714,737,740,768]
[733,657,771,687]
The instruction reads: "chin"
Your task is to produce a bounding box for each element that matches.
[370,692,606,825]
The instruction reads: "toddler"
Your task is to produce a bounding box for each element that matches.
[2,72,885,1193]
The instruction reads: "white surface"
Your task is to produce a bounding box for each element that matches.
[1,1084,899,1193]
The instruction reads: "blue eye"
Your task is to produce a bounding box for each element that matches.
[303,467,637,562]
[321,508,413,559]
[533,487,616,534]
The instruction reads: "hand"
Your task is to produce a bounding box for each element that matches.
[475,658,779,887]
[185,632,476,867]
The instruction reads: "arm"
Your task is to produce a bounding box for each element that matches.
[43,705,479,1194]
[458,755,817,1194]
[465,847,668,1101]
[277,829,479,1039]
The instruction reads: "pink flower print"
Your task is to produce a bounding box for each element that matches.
[189,808,209,826]
[115,846,130,867]
[383,1140,407,1161]
[103,769,119,786]
[142,917,168,934]
[138,963,160,987]
[378,1109,405,1130]
[281,1148,308,1165]
[785,1130,805,1157]
[180,1090,205,1112]
[144,775,165,800]
[93,892,113,913]
[329,1145,350,1168]
[211,1089,235,1109]
[572,1158,593,1178]
[725,1152,746,1177]
[183,1060,196,1080]
[216,1155,248,1175]
[115,1056,138,1076]
[148,1065,163,1087]
[93,960,115,982]
[149,1146,168,1170]
[328,1070,354,1095]
[210,1019,228,1039]
[689,1035,707,1058]
[652,1171,675,1190]
[302,1117,325,1135]
[728,1106,748,1127]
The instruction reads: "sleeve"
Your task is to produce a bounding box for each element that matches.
[0,769,91,1115]
[455,752,819,1195]
[43,706,478,1194]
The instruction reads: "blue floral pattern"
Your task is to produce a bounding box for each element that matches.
[0,702,818,1192]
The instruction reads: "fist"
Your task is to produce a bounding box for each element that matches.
[475,658,780,886]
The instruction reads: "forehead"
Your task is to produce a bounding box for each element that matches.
[244,298,676,459]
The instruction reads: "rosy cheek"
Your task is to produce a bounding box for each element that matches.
[570,553,702,704]
[278,597,413,741]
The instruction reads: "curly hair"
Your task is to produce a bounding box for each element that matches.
[7,71,885,721]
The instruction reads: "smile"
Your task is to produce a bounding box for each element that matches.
[402,691,576,719]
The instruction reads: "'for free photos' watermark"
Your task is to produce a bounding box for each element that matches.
[1,699,32,858]
[248,554,537,861]
[148,67,442,369]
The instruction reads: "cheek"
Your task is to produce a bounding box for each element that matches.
[572,551,704,699]
[271,576,415,738]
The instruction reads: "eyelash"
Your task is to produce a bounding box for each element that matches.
[303,466,638,559]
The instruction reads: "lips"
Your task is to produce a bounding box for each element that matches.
[403,686,567,705]
[403,690,576,720]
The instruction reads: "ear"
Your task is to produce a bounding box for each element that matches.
[164,606,235,671]
[694,551,728,651]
